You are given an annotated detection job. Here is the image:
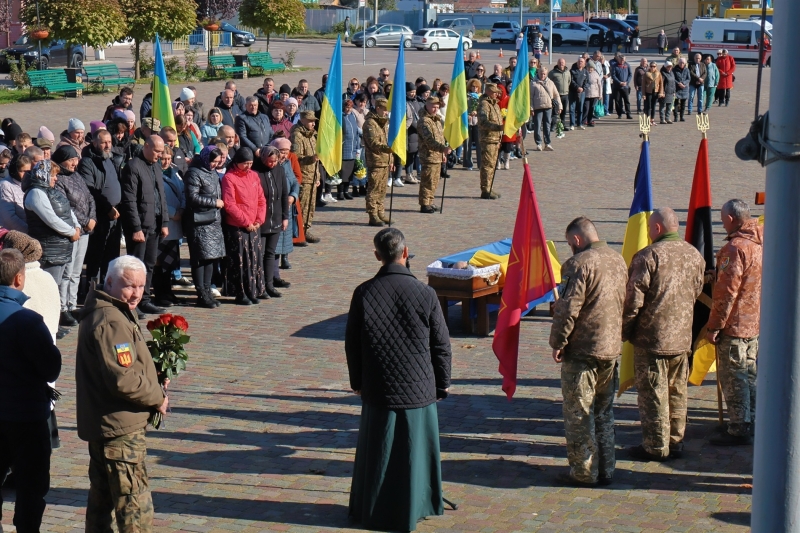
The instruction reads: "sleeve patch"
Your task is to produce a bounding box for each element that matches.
[116,343,133,367]
[719,257,730,271]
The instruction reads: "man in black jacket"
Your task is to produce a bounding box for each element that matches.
[569,58,589,130]
[218,90,244,128]
[235,97,272,158]
[345,228,451,532]
[78,130,123,288]
[0,248,62,533]
[119,136,169,317]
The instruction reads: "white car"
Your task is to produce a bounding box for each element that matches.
[541,21,598,47]
[490,21,521,44]
[412,29,473,51]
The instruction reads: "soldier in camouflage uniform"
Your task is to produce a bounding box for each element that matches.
[706,199,762,446]
[417,96,451,214]
[290,111,321,243]
[622,208,705,461]
[362,98,395,227]
[477,84,504,200]
[550,217,628,486]
[76,256,168,532]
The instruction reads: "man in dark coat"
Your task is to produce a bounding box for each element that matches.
[119,136,169,317]
[235,97,273,158]
[218,90,244,128]
[345,228,451,532]
[0,248,62,533]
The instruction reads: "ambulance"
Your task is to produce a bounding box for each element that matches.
[689,17,773,64]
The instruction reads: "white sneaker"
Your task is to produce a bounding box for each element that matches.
[120,235,126,248]
[387,178,393,186]
[392,178,404,187]
[504,158,510,170]
[579,125,586,130]
[570,126,575,131]
[210,287,222,298]
[535,144,543,151]
[544,144,554,151]
[556,132,566,139]
[324,193,338,202]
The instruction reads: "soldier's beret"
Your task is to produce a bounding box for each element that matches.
[300,110,317,121]
[374,97,389,109]
[485,83,501,93]
[426,96,441,105]
[142,117,161,130]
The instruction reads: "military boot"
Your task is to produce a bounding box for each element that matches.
[480,191,502,200]
[378,212,391,224]
[368,215,385,227]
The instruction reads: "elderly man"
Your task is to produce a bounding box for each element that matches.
[417,96,451,214]
[290,110,321,243]
[77,255,167,533]
[0,248,62,533]
[214,80,245,110]
[293,79,321,114]
[464,51,482,80]
[235,96,272,158]
[548,58,572,136]
[633,57,649,114]
[503,56,518,80]
[119,136,168,318]
[362,98,394,227]
[707,200,762,446]
[218,89,243,128]
[346,228,451,532]
[623,208,705,461]
[611,54,633,119]
[79,130,122,288]
[687,52,707,115]
[477,83,504,200]
[550,217,627,487]
[255,77,277,114]
[569,58,589,130]
[703,55,719,112]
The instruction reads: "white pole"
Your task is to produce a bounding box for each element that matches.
[364,7,367,65]
[548,4,553,64]
[374,0,378,25]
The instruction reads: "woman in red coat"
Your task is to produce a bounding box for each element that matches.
[715,49,736,107]
[221,147,267,305]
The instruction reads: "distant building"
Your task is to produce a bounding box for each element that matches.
[454,0,506,12]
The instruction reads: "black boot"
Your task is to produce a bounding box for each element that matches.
[336,183,345,201]
[359,185,367,195]
[280,254,291,269]
[351,183,360,197]
[195,287,216,309]
[207,285,220,307]
[343,182,353,200]
[153,266,174,308]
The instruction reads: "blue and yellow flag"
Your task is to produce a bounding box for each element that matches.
[504,29,531,137]
[444,35,469,149]
[618,140,654,396]
[317,36,343,176]
[152,35,175,129]
[387,39,407,165]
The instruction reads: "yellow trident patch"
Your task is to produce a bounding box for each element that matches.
[115,343,133,367]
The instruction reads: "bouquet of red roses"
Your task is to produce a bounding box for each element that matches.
[146,314,190,428]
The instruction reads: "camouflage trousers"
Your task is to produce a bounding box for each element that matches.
[634,349,689,458]
[298,180,318,230]
[561,355,618,483]
[86,429,153,533]
[717,334,758,436]
[418,161,441,206]
[366,166,389,218]
[479,142,500,194]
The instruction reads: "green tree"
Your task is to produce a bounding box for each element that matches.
[240,0,305,50]
[20,0,127,67]
[119,0,197,78]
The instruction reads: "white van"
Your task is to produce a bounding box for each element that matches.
[689,17,773,64]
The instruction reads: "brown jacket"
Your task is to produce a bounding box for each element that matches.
[76,287,164,441]
[289,123,317,185]
[622,235,705,355]
[550,242,629,360]
[530,77,561,111]
[707,219,763,338]
[642,70,664,96]
[477,95,504,144]
[417,109,448,164]
[362,111,393,169]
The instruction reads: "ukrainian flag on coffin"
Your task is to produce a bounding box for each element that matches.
[618,140,653,396]
[317,36,343,176]
[387,40,407,165]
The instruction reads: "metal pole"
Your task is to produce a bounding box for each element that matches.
[753,0,768,120]
[548,8,553,65]
[363,8,367,66]
[752,0,800,529]
[35,0,42,70]
[519,0,523,30]
[374,0,378,26]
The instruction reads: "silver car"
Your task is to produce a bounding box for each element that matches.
[351,24,413,48]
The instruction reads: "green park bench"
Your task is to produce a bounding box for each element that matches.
[27,69,84,98]
[247,51,285,74]
[83,63,135,91]
[208,54,248,77]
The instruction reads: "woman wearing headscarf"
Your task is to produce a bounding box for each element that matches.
[252,145,289,297]
[222,147,267,305]
[153,145,185,307]
[22,159,80,284]
[184,145,226,308]
[270,138,301,272]
[0,154,32,232]
[285,97,300,125]
[268,100,293,139]
[51,145,96,328]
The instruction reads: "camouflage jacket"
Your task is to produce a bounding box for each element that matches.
[477,95,504,144]
[362,111,394,169]
[418,109,448,164]
[289,123,317,184]
[622,235,705,355]
[707,219,763,338]
[550,242,629,360]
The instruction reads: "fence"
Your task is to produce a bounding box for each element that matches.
[163,29,233,54]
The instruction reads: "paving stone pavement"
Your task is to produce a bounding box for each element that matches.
[1,56,768,532]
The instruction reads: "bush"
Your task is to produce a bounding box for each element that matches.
[281,48,298,68]
[4,53,31,89]
[164,55,182,78]
[330,20,358,34]
[183,48,202,81]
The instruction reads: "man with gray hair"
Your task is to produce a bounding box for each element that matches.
[235,96,272,158]
[707,199,762,445]
[76,255,167,532]
[346,228,451,530]
[623,207,705,461]
[550,217,627,486]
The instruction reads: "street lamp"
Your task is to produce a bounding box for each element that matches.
[35,0,43,70]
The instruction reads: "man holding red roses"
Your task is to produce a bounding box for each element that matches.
[75,255,168,532]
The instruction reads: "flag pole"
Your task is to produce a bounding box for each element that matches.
[388,164,395,226]
[439,154,448,214]
[306,163,319,235]
[716,353,724,425]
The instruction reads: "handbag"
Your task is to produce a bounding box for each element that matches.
[636,37,642,45]
[594,100,605,118]
[193,208,217,226]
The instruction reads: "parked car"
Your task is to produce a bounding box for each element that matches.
[412,29,472,51]
[490,21,521,44]
[589,17,636,34]
[220,22,256,47]
[438,18,476,39]
[626,14,639,23]
[587,22,625,45]
[541,21,601,47]
[0,36,84,71]
[351,24,413,48]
